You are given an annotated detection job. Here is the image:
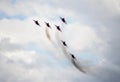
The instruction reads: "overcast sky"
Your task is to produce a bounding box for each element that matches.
[0,0,120,82]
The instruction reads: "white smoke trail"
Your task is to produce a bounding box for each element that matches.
[55,30,70,58]
[71,58,86,73]
[44,18,89,73]
[45,26,58,48]
[45,27,51,41]
[54,22,87,73]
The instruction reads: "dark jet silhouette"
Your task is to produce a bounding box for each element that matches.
[70,53,76,59]
[45,22,51,28]
[60,17,67,24]
[72,59,86,73]
[69,53,86,73]
[55,25,62,32]
[33,20,40,26]
[61,40,67,47]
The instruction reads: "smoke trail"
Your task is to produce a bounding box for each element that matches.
[44,18,88,73]
[54,22,87,73]
[45,26,60,51]
[71,58,86,73]
[45,27,51,41]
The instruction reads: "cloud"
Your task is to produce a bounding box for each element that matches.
[54,0,120,20]
[0,19,104,82]
[0,37,100,82]
[0,38,22,51]
[0,18,103,82]
[0,0,120,82]
[0,0,75,20]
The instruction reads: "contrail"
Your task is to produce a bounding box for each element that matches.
[45,27,59,50]
[55,29,86,73]
[54,17,87,73]
[45,27,51,41]
[44,21,55,44]
[70,53,86,73]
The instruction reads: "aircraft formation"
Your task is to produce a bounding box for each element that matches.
[33,17,86,73]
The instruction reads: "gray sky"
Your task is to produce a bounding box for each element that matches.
[0,0,120,82]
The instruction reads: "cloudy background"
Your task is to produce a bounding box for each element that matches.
[0,0,120,82]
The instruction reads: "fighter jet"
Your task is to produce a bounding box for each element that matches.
[61,40,67,47]
[55,25,62,32]
[33,20,40,26]
[70,53,76,59]
[60,17,67,24]
[45,22,51,28]
[70,53,86,73]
